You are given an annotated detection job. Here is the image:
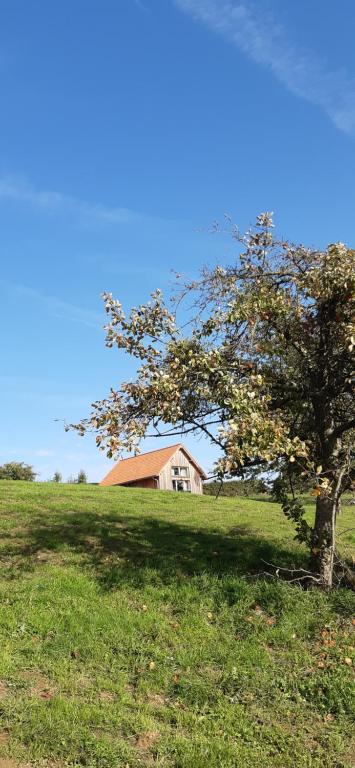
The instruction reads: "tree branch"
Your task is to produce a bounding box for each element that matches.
[330,418,355,440]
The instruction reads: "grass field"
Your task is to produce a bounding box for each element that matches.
[0,481,354,768]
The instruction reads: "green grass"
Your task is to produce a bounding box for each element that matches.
[0,481,354,768]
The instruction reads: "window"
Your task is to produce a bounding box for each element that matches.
[172,466,189,477]
[172,479,183,491]
[172,479,191,492]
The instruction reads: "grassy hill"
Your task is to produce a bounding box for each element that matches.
[0,482,354,768]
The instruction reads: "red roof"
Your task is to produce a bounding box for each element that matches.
[100,443,207,486]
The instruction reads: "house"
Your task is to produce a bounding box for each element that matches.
[99,443,207,494]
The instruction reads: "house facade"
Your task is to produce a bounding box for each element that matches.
[99,443,207,494]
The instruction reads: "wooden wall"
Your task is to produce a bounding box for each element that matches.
[158,447,203,494]
[121,478,157,489]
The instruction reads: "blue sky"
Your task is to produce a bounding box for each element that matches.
[1,0,354,481]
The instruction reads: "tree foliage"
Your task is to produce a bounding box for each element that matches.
[204,478,269,497]
[0,462,36,481]
[76,469,87,484]
[70,213,354,587]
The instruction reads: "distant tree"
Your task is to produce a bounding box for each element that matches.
[0,462,36,481]
[204,478,269,497]
[70,213,354,588]
[52,471,62,483]
[76,469,87,484]
[67,475,76,484]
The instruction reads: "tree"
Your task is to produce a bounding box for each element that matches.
[0,462,36,481]
[70,214,354,588]
[52,471,62,483]
[204,478,269,497]
[77,469,87,484]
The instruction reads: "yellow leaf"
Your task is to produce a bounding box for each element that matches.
[344,657,353,667]
[148,661,156,670]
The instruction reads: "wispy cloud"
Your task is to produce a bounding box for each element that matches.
[0,176,144,224]
[175,0,355,135]
[0,280,103,328]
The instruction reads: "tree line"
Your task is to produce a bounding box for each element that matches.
[0,463,87,484]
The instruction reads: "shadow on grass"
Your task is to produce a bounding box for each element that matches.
[0,509,307,589]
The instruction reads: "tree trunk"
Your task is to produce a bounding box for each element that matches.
[310,493,337,588]
[310,454,347,588]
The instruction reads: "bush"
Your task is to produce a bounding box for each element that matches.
[203,478,269,497]
[0,462,36,481]
[52,472,62,483]
[77,470,87,484]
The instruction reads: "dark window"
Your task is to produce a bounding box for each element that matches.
[172,479,191,492]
